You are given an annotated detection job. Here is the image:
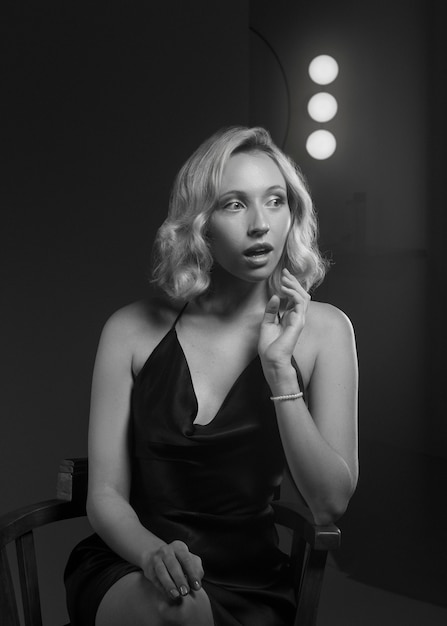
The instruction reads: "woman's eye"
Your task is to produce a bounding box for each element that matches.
[268,196,285,208]
[223,201,243,211]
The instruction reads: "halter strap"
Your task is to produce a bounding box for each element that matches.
[172,302,189,328]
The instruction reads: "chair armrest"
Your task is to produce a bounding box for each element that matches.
[272,499,341,550]
[0,499,85,549]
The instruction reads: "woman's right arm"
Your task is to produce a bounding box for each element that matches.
[86,307,203,598]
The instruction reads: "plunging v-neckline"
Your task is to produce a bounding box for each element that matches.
[174,328,260,428]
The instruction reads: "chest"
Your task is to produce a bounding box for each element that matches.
[176,325,259,426]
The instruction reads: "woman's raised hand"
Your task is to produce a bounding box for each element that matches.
[142,540,204,601]
[258,269,310,374]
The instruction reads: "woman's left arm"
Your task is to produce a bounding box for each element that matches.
[259,270,358,525]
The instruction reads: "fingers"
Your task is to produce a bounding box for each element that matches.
[280,269,310,315]
[258,270,308,371]
[160,552,191,599]
[262,294,281,325]
[146,541,204,601]
[175,541,204,591]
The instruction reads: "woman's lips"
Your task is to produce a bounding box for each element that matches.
[243,243,274,267]
[243,243,274,257]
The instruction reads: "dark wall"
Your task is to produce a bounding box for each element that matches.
[1,3,249,622]
[427,0,447,462]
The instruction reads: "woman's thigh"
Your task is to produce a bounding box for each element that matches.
[95,571,214,626]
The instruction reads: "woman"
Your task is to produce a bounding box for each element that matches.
[65,126,358,626]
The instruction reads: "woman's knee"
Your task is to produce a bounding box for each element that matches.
[157,588,213,626]
[96,572,213,626]
[96,572,159,626]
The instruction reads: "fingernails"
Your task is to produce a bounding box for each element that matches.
[192,580,201,590]
[169,588,180,599]
[179,585,189,596]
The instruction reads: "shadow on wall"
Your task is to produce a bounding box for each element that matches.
[333,440,447,608]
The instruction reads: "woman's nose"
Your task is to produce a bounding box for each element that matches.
[247,208,270,237]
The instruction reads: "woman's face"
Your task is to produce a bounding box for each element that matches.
[208,151,291,284]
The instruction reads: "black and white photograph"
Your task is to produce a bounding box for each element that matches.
[1,2,446,625]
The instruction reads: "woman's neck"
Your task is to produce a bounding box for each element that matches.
[195,271,270,319]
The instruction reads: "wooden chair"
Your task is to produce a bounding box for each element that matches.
[0,458,341,626]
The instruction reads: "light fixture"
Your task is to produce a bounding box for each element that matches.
[307,92,338,123]
[308,55,339,85]
[306,130,336,160]
[306,54,339,159]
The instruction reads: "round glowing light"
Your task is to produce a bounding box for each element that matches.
[306,130,336,160]
[307,92,338,122]
[308,55,339,85]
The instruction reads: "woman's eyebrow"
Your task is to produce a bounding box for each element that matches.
[219,190,249,201]
[219,185,286,200]
[265,185,287,193]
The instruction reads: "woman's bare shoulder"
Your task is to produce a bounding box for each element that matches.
[306,300,355,341]
[111,296,181,326]
[100,295,183,346]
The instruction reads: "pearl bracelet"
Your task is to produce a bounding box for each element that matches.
[270,392,303,402]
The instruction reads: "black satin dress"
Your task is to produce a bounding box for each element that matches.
[65,308,301,625]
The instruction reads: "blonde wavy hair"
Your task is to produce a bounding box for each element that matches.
[152,126,328,300]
